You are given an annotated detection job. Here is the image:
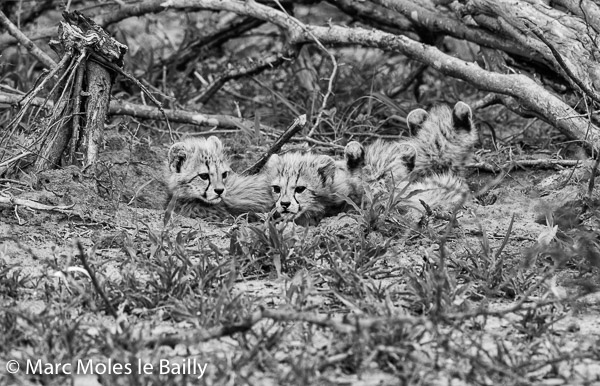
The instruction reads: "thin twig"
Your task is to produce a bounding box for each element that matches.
[5,53,72,138]
[76,241,118,319]
[0,178,29,187]
[193,47,298,105]
[0,151,33,169]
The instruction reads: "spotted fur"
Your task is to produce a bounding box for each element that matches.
[348,101,477,216]
[165,136,272,221]
[411,101,478,179]
[265,149,361,226]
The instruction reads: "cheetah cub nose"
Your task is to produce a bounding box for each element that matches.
[281,201,291,209]
[214,188,224,195]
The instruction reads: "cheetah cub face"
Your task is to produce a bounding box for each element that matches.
[166,136,231,204]
[266,152,337,223]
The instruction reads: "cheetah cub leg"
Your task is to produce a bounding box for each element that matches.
[344,141,365,170]
[406,108,429,135]
[340,141,366,204]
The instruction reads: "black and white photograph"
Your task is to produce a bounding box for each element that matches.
[1,0,600,384]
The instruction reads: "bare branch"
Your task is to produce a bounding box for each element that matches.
[109,100,277,132]
[160,0,600,150]
[0,92,276,133]
[0,194,75,213]
[0,10,57,69]
[468,159,584,173]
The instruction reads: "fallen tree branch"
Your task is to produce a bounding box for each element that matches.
[109,99,276,132]
[0,92,276,133]
[468,159,584,173]
[160,0,600,151]
[0,194,75,213]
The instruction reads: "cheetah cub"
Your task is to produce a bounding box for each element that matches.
[350,101,477,213]
[165,136,272,220]
[409,101,478,180]
[265,145,363,226]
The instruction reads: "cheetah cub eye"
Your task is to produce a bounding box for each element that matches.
[295,186,306,194]
[222,171,228,179]
[272,186,281,194]
[198,173,209,181]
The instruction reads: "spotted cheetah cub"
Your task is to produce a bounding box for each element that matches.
[352,101,477,213]
[165,136,272,220]
[265,146,363,226]
[410,101,478,180]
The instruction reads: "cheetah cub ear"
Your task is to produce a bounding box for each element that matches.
[406,108,429,134]
[452,101,474,132]
[266,154,281,171]
[206,135,224,152]
[312,155,336,185]
[168,142,188,173]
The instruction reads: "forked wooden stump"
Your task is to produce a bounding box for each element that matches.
[27,10,127,171]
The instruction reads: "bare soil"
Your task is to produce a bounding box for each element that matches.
[2,132,600,385]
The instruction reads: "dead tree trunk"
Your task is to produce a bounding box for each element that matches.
[83,60,113,166]
[21,11,126,171]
